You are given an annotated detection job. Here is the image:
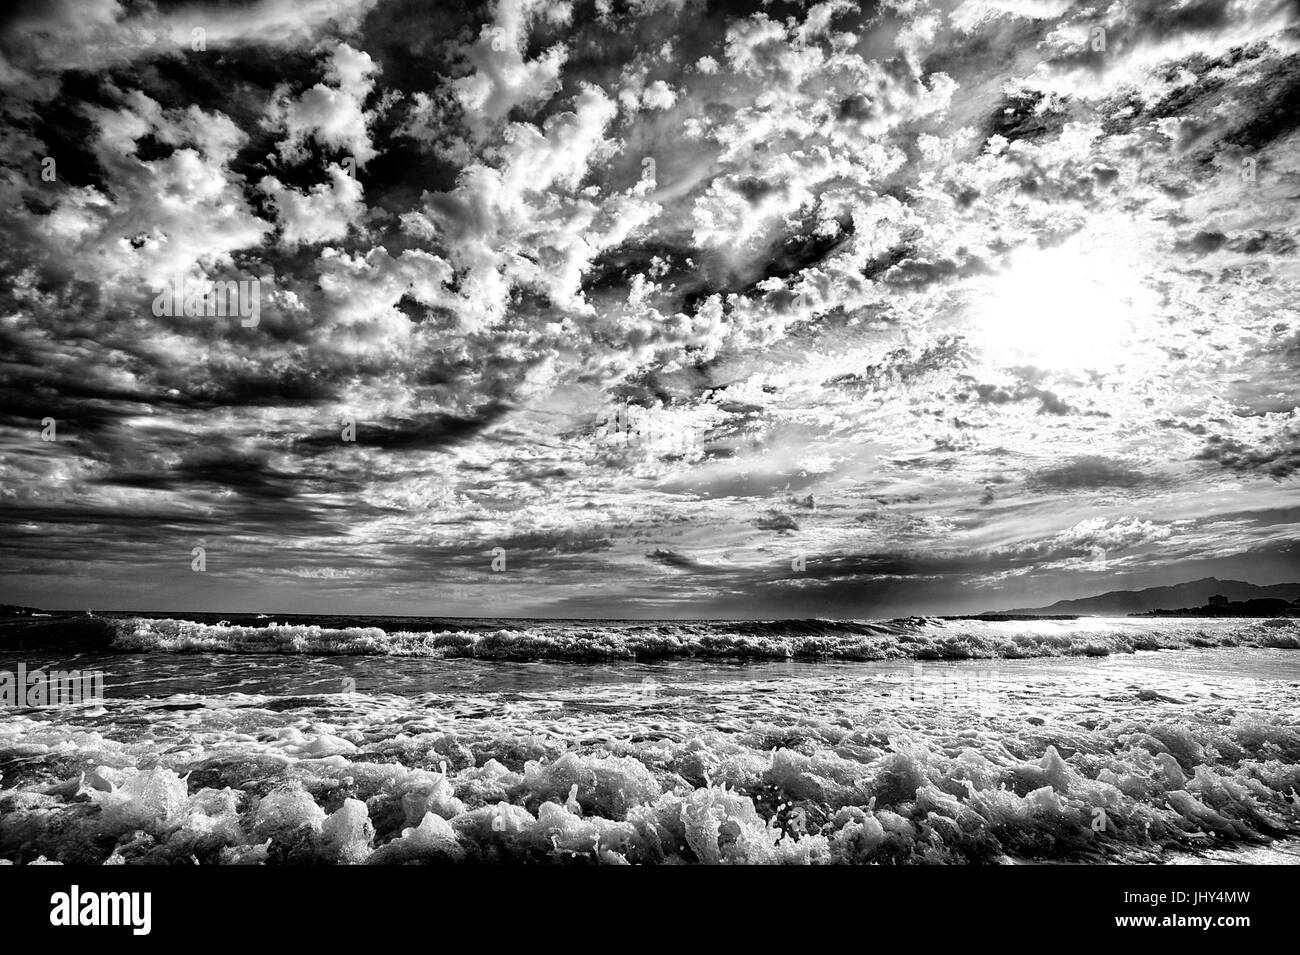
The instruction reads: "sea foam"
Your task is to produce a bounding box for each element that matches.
[2,652,1298,865]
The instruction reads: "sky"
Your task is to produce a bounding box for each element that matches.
[0,0,1297,619]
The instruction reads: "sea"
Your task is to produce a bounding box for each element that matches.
[1,612,1297,865]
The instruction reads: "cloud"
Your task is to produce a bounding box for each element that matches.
[1195,423,1300,479]
[267,42,381,164]
[1,0,1298,615]
[14,91,270,289]
[1050,516,1174,553]
[447,0,571,144]
[755,511,800,532]
[260,163,366,247]
[0,0,377,90]
[1031,457,1150,490]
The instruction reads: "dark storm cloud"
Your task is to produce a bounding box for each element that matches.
[99,448,308,499]
[962,380,1080,416]
[829,337,968,391]
[755,510,799,532]
[297,403,510,453]
[646,547,713,571]
[1195,429,1300,479]
[1030,456,1150,490]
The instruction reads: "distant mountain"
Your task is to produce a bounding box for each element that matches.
[1000,578,1300,616]
[0,603,45,617]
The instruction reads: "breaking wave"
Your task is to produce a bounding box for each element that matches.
[104,615,1300,662]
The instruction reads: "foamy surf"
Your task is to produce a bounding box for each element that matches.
[103,615,1300,661]
[2,648,1297,865]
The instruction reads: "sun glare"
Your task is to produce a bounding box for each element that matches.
[969,241,1155,371]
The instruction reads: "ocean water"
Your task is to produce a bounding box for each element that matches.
[1,614,1298,865]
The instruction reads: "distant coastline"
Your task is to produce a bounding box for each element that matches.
[1137,597,1300,618]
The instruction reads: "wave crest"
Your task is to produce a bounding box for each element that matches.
[104,615,1300,661]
